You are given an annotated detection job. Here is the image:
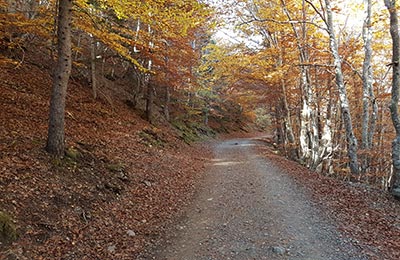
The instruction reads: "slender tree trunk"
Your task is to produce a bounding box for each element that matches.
[281,80,295,144]
[325,0,360,175]
[164,85,170,121]
[146,83,154,124]
[368,88,378,147]
[278,42,295,155]
[162,40,171,122]
[145,23,154,123]
[131,68,142,108]
[361,0,373,150]
[316,84,333,173]
[275,105,284,145]
[46,0,73,156]
[90,34,97,99]
[360,0,374,174]
[384,0,400,198]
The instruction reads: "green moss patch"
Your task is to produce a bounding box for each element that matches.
[138,127,167,147]
[171,120,215,144]
[0,211,17,245]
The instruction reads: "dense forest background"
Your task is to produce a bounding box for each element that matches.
[1,0,400,258]
[205,0,400,196]
[3,0,400,191]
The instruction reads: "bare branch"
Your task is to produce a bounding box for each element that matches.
[342,59,362,80]
[304,0,329,29]
[238,17,328,32]
[296,63,334,67]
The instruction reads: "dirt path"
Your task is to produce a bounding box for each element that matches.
[151,138,368,260]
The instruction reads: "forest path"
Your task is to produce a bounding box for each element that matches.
[151,138,367,260]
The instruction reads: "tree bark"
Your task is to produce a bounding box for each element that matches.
[281,80,295,145]
[360,0,374,175]
[361,0,373,150]
[164,85,170,122]
[46,0,73,156]
[325,0,360,175]
[146,83,154,124]
[281,0,319,167]
[90,34,97,99]
[384,0,400,198]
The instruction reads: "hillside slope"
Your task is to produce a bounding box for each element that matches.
[0,59,210,259]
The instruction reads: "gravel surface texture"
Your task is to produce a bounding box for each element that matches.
[151,138,368,260]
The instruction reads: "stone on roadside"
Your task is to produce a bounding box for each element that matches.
[127,230,136,237]
[107,245,116,253]
[272,246,285,255]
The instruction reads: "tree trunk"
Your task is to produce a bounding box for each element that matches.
[146,83,154,124]
[325,0,360,175]
[361,0,373,150]
[360,0,374,174]
[46,0,73,156]
[164,85,170,122]
[281,80,295,145]
[384,0,400,198]
[90,34,97,99]
[204,103,209,126]
[316,87,333,174]
[368,88,378,147]
[281,0,318,167]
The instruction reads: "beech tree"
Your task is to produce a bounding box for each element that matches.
[5,0,400,191]
[321,0,360,175]
[46,0,73,156]
[279,0,361,175]
[280,0,320,168]
[384,0,400,198]
[361,0,375,150]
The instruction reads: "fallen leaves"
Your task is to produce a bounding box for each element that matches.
[258,139,400,260]
[0,59,210,258]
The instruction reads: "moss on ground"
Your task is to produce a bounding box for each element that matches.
[171,120,215,144]
[0,211,17,244]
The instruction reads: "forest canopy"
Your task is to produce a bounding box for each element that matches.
[1,0,400,196]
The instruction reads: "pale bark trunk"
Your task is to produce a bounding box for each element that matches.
[46,0,73,156]
[384,0,400,197]
[299,100,311,163]
[281,0,318,166]
[316,93,333,174]
[360,0,374,175]
[325,0,360,175]
[361,0,373,150]
[278,44,295,151]
[368,89,378,147]
[281,81,295,144]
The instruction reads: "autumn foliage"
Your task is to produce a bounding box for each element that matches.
[199,0,400,193]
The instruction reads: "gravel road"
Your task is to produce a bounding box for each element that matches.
[152,138,368,260]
